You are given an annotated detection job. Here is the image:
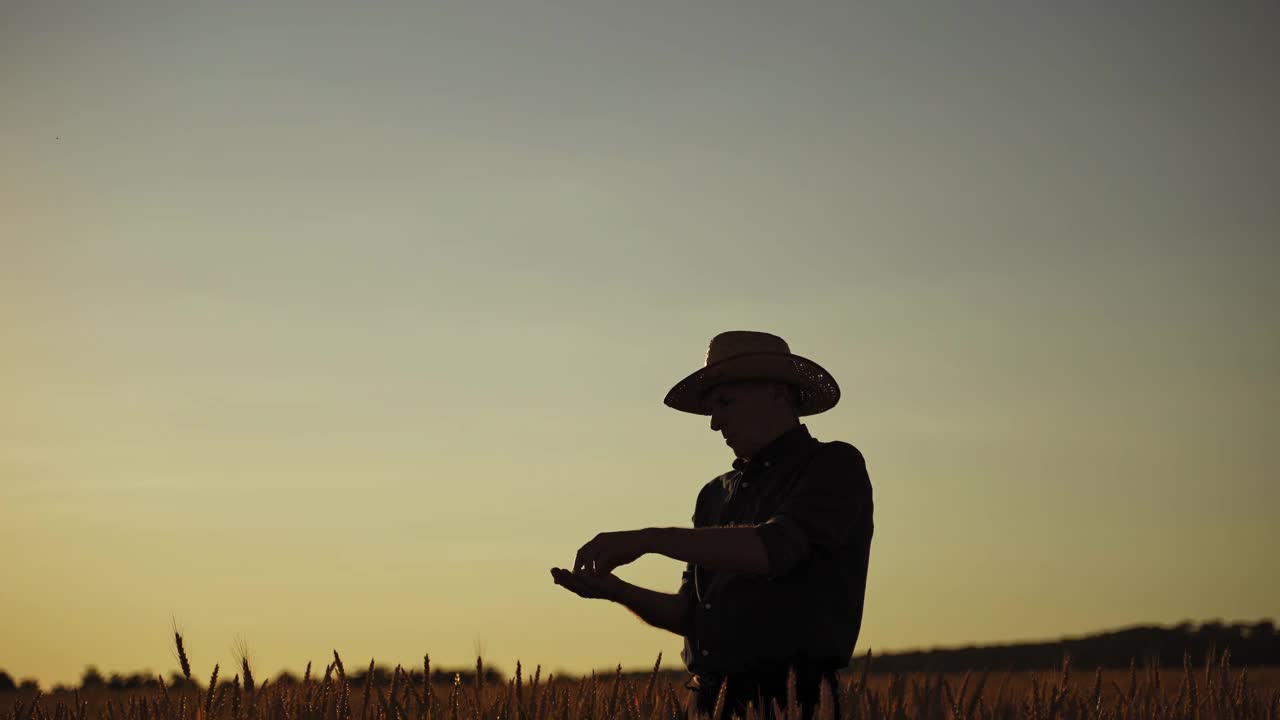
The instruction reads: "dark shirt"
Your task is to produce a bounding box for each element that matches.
[678,423,874,676]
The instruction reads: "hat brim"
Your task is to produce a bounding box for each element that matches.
[663,352,841,416]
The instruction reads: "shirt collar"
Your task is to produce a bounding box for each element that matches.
[732,423,814,471]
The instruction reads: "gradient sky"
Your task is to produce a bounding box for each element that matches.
[3,0,1277,688]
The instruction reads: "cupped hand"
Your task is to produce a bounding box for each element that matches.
[550,567,623,601]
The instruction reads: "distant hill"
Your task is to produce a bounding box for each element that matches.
[859,620,1278,673]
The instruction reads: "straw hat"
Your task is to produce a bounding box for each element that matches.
[663,331,841,416]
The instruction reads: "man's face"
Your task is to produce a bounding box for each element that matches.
[703,380,793,458]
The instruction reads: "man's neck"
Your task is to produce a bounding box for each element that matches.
[741,420,801,462]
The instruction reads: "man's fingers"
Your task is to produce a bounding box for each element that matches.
[575,543,597,574]
[551,568,580,593]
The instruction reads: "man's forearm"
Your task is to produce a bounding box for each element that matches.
[647,526,771,577]
[608,577,691,636]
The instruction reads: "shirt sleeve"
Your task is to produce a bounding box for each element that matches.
[754,442,871,580]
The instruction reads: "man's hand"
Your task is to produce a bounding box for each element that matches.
[572,529,653,576]
[549,567,624,600]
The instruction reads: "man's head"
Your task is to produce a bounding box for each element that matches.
[664,331,841,419]
[703,380,802,460]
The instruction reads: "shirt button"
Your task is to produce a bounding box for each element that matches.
[704,603,711,610]
[763,461,771,467]
[742,482,750,488]
[701,650,709,656]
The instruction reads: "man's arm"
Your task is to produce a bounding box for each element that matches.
[610,576,693,637]
[550,567,692,636]
[646,526,771,577]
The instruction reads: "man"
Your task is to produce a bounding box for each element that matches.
[550,330,874,720]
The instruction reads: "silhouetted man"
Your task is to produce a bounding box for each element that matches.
[551,331,874,720]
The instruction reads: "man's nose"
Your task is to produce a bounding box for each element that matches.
[709,413,722,432]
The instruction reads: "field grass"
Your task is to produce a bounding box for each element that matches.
[3,635,1277,720]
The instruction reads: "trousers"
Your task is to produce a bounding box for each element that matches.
[686,662,842,720]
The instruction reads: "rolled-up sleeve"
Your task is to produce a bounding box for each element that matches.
[755,442,870,580]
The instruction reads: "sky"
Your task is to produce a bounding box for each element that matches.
[3,0,1278,688]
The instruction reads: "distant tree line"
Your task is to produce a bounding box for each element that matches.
[0,672,37,693]
[863,620,1278,673]
[3,619,1276,693]
[0,663,506,694]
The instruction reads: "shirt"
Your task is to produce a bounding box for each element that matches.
[678,423,874,676]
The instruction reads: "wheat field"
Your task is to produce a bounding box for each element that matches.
[3,634,1277,720]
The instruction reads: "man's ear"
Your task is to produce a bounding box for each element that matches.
[774,382,801,416]
[770,382,790,408]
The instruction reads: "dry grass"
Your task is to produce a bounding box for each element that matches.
[3,635,1278,720]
